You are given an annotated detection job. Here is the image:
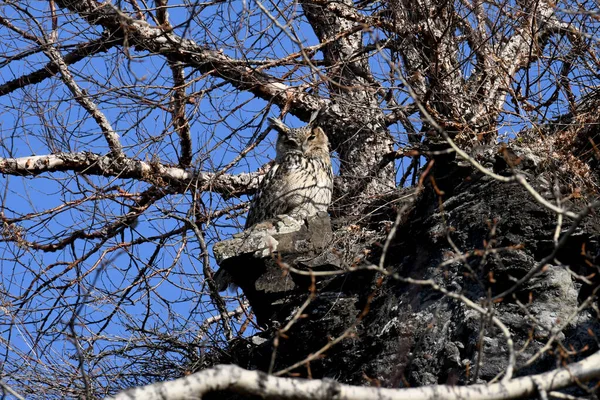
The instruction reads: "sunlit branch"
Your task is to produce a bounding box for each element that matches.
[108,351,600,400]
[52,0,326,122]
[155,0,192,168]
[44,45,124,158]
[0,152,262,197]
[0,37,119,96]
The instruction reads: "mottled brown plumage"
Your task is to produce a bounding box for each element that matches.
[245,117,333,228]
[213,118,333,291]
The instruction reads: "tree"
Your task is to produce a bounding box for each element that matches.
[0,0,599,399]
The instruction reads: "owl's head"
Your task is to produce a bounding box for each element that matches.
[269,117,330,160]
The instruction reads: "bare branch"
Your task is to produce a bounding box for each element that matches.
[43,45,124,158]
[155,0,192,167]
[0,152,261,197]
[0,37,118,95]
[52,0,326,121]
[108,351,600,400]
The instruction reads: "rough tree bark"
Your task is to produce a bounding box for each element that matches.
[301,0,397,216]
[193,97,600,398]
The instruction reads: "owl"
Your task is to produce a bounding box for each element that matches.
[213,118,333,291]
[245,117,333,228]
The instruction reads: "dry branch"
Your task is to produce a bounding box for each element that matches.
[44,46,124,158]
[108,351,600,400]
[0,37,118,96]
[53,0,325,122]
[0,152,261,197]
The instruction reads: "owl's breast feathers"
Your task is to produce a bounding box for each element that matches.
[244,153,333,229]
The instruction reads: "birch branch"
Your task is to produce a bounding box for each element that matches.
[0,37,118,96]
[107,351,600,400]
[43,45,124,158]
[53,0,326,122]
[155,0,193,167]
[0,152,261,197]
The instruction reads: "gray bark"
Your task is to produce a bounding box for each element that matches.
[201,112,600,397]
[0,152,262,197]
[302,0,397,215]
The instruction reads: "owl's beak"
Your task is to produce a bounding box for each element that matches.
[268,117,290,134]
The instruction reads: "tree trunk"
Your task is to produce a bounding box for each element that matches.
[206,115,600,394]
[302,0,396,217]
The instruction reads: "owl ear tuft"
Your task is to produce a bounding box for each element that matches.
[268,117,290,134]
[312,127,325,136]
[312,127,327,143]
[308,109,320,125]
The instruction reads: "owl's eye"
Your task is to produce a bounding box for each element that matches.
[307,134,316,141]
[285,139,296,146]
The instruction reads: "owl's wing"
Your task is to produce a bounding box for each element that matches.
[244,155,311,228]
[244,163,280,228]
